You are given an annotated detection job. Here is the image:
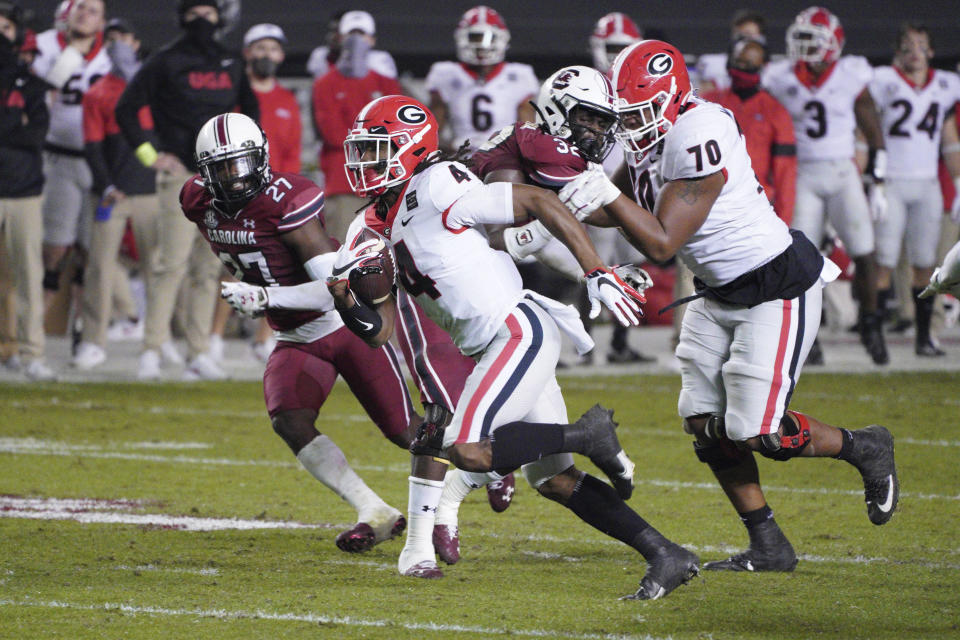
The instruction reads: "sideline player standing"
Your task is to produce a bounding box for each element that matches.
[182,112,444,556]
[426,6,538,153]
[868,24,960,356]
[329,94,699,600]
[561,40,899,572]
[763,7,889,365]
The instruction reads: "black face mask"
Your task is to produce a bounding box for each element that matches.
[183,16,218,45]
[0,32,17,70]
[250,57,278,78]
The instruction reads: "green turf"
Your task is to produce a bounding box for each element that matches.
[0,373,957,639]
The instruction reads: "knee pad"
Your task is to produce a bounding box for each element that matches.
[758,411,811,461]
[692,439,748,472]
[43,270,61,292]
[683,414,726,441]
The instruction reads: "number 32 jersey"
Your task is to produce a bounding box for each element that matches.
[763,56,873,162]
[869,67,960,180]
[426,61,539,151]
[626,98,792,286]
[181,172,328,333]
[349,162,521,355]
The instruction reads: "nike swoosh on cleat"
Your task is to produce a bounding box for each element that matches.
[875,475,895,512]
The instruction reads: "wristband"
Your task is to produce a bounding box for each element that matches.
[337,297,382,338]
[135,142,159,168]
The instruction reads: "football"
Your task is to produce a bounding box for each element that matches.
[348,228,397,306]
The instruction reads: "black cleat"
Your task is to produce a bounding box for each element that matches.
[860,313,889,365]
[607,347,656,364]
[570,405,635,500]
[849,425,899,525]
[621,543,700,601]
[805,337,824,366]
[915,339,945,357]
[704,519,798,572]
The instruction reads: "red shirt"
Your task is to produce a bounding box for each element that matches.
[312,68,404,195]
[255,83,301,175]
[703,88,797,225]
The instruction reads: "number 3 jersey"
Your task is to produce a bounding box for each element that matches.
[869,67,960,180]
[426,61,539,152]
[763,56,873,162]
[348,161,522,356]
[180,172,330,334]
[626,97,792,287]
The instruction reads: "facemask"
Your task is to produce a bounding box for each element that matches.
[251,57,278,78]
[728,67,761,94]
[183,16,218,44]
[336,33,371,78]
[107,40,141,81]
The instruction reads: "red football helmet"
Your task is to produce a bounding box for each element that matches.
[786,7,845,65]
[590,12,642,73]
[455,5,510,66]
[610,40,692,155]
[344,95,440,198]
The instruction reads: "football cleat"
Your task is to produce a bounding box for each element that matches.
[570,405,635,500]
[703,519,797,572]
[859,313,889,365]
[486,473,515,513]
[370,510,407,544]
[621,543,699,601]
[335,522,376,553]
[850,425,899,525]
[399,559,444,579]
[915,339,945,357]
[432,524,460,565]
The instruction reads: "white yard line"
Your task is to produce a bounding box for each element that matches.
[0,598,665,640]
[114,565,220,576]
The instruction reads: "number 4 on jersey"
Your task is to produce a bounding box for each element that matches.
[393,240,441,299]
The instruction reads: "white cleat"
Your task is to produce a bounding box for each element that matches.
[398,547,443,579]
[72,342,106,370]
[137,350,162,380]
[183,353,227,381]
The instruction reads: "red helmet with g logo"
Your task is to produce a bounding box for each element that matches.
[610,40,692,155]
[786,6,845,65]
[343,95,440,197]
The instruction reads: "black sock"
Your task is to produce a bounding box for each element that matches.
[877,287,894,319]
[489,422,565,470]
[565,473,659,557]
[834,427,856,463]
[913,286,934,344]
[611,324,628,351]
[738,505,773,529]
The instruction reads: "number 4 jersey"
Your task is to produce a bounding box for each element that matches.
[869,67,960,180]
[626,98,792,287]
[180,172,330,335]
[763,56,873,162]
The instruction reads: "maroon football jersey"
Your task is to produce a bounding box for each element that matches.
[181,171,327,332]
[470,121,588,189]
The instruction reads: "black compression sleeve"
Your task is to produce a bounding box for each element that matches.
[337,297,382,339]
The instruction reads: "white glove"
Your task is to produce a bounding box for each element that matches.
[220,281,268,318]
[919,241,960,298]
[328,235,385,284]
[558,163,621,220]
[584,267,644,327]
[503,219,554,260]
[612,264,654,293]
[868,182,888,223]
[951,178,960,224]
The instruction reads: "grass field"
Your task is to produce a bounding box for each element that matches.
[1,372,958,639]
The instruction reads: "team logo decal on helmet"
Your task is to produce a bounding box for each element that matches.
[194,113,271,215]
[646,53,673,75]
[552,68,581,90]
[397,104,427,124]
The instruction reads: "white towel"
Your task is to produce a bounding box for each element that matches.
[522,290,595,356]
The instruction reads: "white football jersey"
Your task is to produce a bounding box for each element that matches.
[349,162,522,355]
[626,98,792,286]
[763,56,873,162]
[32,29,112,151]
[869,67,960,180]
[426,61,539,152]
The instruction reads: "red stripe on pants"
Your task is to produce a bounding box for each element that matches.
[760,299,792,434]
[455,313,523,444]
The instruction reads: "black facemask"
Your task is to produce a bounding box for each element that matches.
[183,16,218,45]
[0,32,16,70]
[250,57,278,78]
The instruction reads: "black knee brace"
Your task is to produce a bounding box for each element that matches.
[693,439,748,472]
[758,411,811,461]
[43,269,61,292]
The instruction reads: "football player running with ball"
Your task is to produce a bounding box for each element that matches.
[558,40,899,572]
[328,95,699,600]
[181,112,455,558]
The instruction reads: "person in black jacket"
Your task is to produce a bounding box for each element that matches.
[0,1,55,380]
[115,0,259,381]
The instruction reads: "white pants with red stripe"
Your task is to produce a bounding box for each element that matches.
[442,299,574,488]
[675,281,823,441]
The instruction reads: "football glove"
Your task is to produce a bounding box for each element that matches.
[919,241,960,299]
[612,264,654,294]
[410,403,452,458]
[220,281,268,318]
[584,267,645,326]
[867,182,888,223]
[558,163,622,220]
[329,235,385,284]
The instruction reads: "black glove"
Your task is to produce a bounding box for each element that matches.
[410,403,452,457]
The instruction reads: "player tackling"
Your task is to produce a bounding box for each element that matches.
[558,39,899,571]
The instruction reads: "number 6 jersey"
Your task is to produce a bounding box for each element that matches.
[763,56,873,162]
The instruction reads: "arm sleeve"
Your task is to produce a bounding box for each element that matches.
[40,45,84,89]
[769,101,797,226]
[115,56,159,149]
[437,175,514,231]
[660,108,734,181]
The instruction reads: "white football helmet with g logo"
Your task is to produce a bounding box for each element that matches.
[195,113,271,213]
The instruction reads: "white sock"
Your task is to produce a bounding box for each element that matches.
[296,434,390,520]
[435,469,499,526]
[404,475,445,556]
